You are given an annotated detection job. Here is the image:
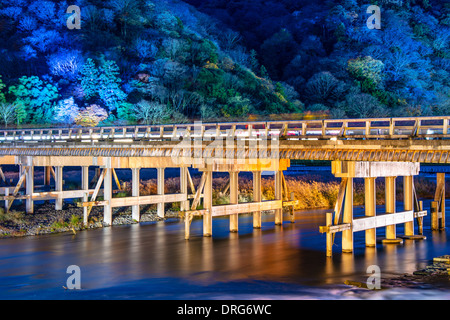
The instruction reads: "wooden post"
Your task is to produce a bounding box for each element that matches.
[253,171,262,229]
[131,168,140,222]
[365,177,376,247]
[289,192,295,223]
[275,170,283,225]
[185,212,193,240]
[229,171,239,233]
[385,176,396,239]
[342,177,353,253]
[0,167,5,185]
[44,166,51,186]
[26,164,34,214]
[157,168,165,218]
[103,166,112,226]
[203,170,213,237]
[418,201,424,235]
[326,212,333,257]
[82,166,89,225]
[180,167,189,212]
[21,164,26,190]
[437,173,445,230]
[4,188,8,212]
[383,176,402,244]
[431,201,438,230]
[55,166,63,210]
[404,176,414,236]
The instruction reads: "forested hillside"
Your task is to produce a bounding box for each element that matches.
[186,0,450,118]
[0,0,449,127]
[0,0,301,127]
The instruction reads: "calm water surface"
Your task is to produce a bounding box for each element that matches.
[0,197,450,300]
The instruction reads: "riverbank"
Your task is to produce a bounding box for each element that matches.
[0,202,181,238]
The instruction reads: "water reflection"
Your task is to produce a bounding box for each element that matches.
[0,206,448,298]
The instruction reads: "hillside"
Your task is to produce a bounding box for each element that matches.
[0,0,302,127]
[186,0,450,118]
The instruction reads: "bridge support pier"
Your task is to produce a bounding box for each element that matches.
[157,168,165,218]
[229,171,239,233]
[365,177,376,247]
[253,171,262,229]
[82,166,89,225]
[203,170,213,237]
[381,176,403,244]
[274,170,283,226]
[321,161,426,256]
[25,161,33,214]
[103,162,113,226]
[180,167,189,212]
[44,166,51,186]
[55,166,63,210]
[431,173,446,231]
[342,177,353,253]
[131,168,140,222]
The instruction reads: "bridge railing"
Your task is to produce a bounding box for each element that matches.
[0,116,448,143]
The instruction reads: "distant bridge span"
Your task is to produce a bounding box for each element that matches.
[0,116,448,255]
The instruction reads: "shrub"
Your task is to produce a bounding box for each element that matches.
[75,104,108,127]
[347,56,384,92]
[53,97,80,124]
[131,100,171,124]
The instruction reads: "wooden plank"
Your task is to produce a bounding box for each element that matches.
[320,223,352,234]
[112,168,122,191]
[212,200,282,217]
[110,193,187,208]
[191,172,206,210]
[352,210,414,232]
[186,168,196,194]
[333,178,347,226]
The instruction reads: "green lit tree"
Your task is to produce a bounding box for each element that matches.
[8,76,58,124]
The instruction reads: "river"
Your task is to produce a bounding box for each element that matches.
[0,197,449,300]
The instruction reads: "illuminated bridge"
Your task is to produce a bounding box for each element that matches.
[0,116,448,255]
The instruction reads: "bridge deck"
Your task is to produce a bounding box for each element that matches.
[0,116,448,163]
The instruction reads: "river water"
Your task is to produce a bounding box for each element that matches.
[0,197,449,300]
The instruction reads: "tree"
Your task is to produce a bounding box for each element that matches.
[108,0,142,38]
[53,98,80,124]
[260,28,298,79]
[0,103,17,128]
[97,60,127,111]
[47,50,84,81]
[0,76,5,103]
[341,92,387,118]
[132,100,170,124]
[133,38,158,61]
[78,58,99,99]
[347,56,384,92]
[25,27,60,53]
[78,59,127,111]
[305,72,339,103]
[8,76,59,124]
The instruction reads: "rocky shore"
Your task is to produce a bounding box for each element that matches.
[344,258,450,292]
[0,202,181,238]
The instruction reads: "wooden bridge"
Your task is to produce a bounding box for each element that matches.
[0,116,448,256]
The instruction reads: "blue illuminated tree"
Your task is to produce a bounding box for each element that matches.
[78,58,127,111]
